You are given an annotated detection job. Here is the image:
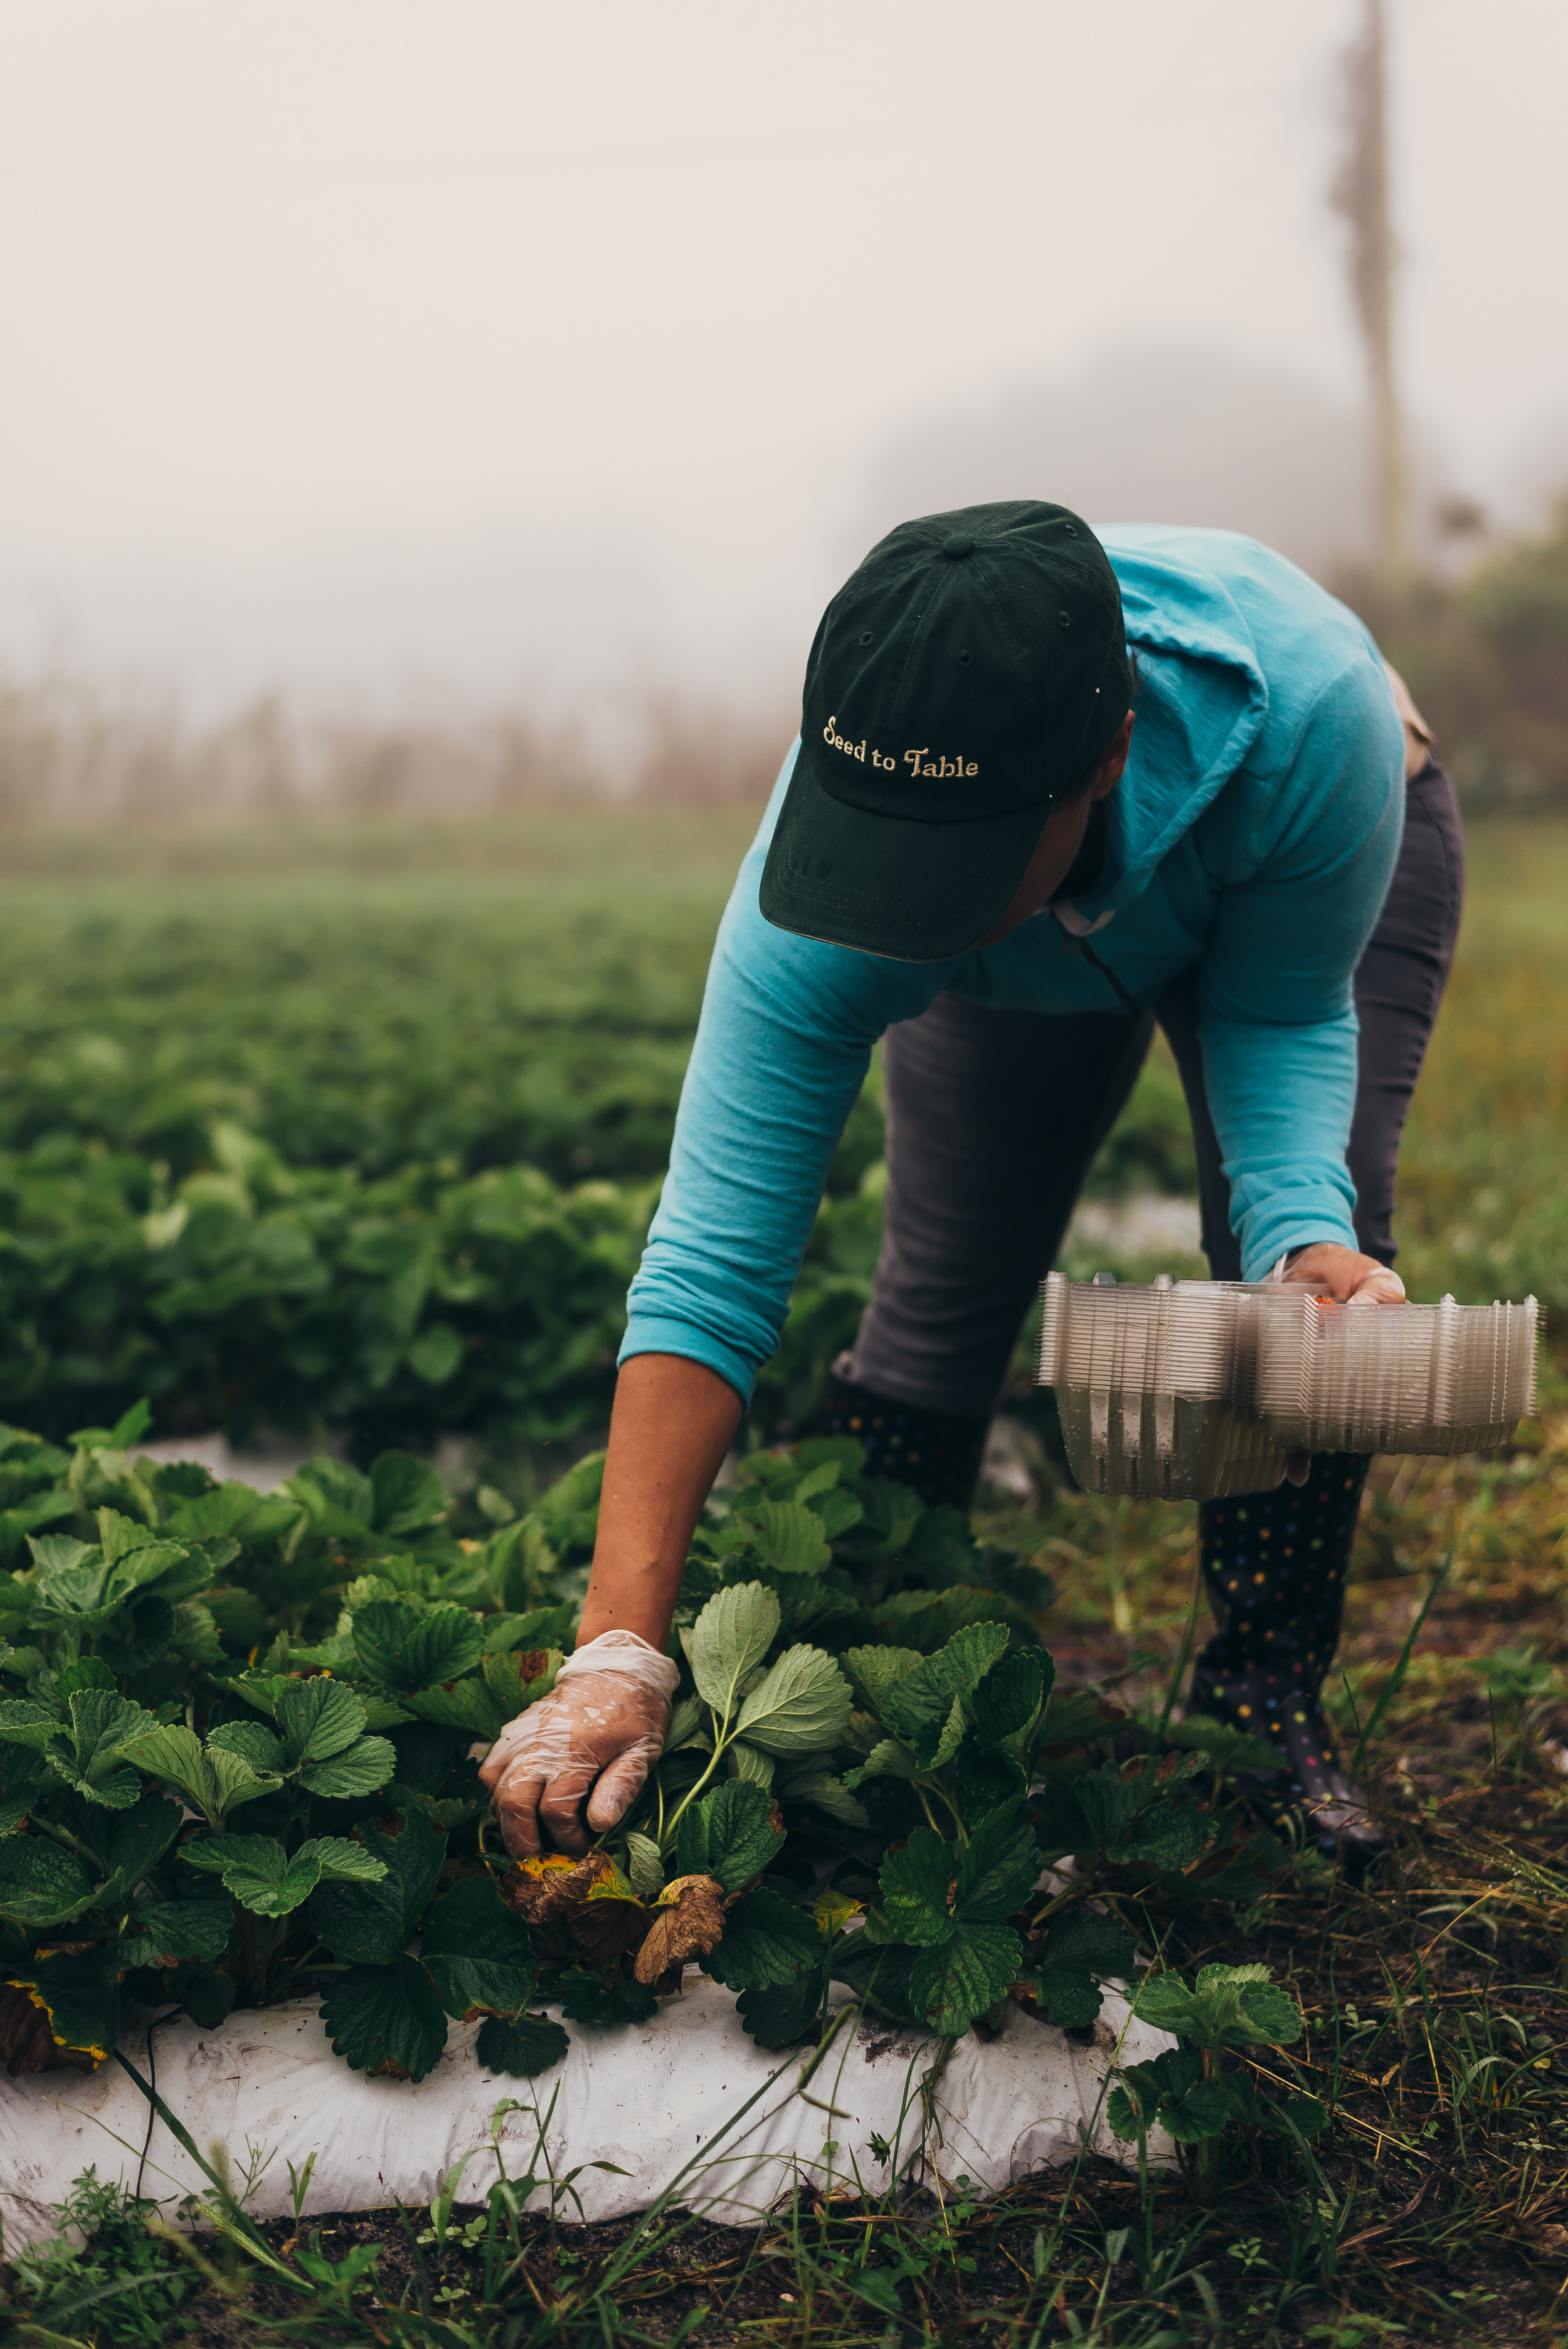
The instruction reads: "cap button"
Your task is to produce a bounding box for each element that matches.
[941,533,975,559]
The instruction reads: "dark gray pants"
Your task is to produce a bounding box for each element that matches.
[849,759,1466,1419]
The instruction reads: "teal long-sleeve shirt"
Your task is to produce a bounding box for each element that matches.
[620,527,1407,1406]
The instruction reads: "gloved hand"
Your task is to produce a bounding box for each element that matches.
[477,1628,679,1857]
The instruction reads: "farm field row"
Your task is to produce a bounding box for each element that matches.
[0,813,1562,1448]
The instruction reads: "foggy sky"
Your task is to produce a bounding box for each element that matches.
[0,0,1564,713]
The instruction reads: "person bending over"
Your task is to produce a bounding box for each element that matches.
[480,501,1462,1865]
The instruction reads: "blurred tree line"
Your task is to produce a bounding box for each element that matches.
[1,494,1565,825]
[1335,492,1568,811]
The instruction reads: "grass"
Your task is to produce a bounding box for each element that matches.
[3,813,1568,2343]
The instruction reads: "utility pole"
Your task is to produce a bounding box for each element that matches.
[1330,0,1406,591]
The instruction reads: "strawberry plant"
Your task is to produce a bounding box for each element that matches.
[1108,1962,1328,2203]
[0,1403,1244,2094]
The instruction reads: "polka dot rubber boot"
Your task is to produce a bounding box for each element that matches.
[810,1360,990,1512]
[1189,1452,1384,1864]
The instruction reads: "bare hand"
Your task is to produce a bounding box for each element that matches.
[1280,1242,1406,1309]
[1276,1244,1406,1482]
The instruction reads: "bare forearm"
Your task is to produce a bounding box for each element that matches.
[576,1353,743,1648]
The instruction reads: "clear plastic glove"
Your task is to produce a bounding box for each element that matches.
[477,1628,678,1858]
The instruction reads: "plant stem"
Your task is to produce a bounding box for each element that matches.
[1156,1555,1203,1743]
[660,1704,729,1846]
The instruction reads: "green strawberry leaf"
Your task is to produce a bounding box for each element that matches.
[298,1736,397,1800]
[183,1832,386,1917]
[418,1875,536,2021]
[53,1657,116,1700]
[0,1837,97,1927]
[683,1582,780,1717]
[320,1955,449,2080]
[1108,2048,1234,2145]
[167,1601,225,1666]
[724,1741,774,1790]
[274,1677,368,1767]
[776,1769,870,1830]
[556,1972,660,2028]
[1043,1910,1139,1976]
[1033,1752,1216,1872]
[841,1737,931,1791]
[480,1645,563,1723]
[476,2011,571,2076]
[350,1600,424,1692]
[879,1827,960,1947]
[970,1646,1052,1749]
[400,1608,488,1691]
[840,1645,924,1717]
[881,1621,1010,1766]
[701,1887,821,1991]
[821,1935,920,2029]
[98,1594,175,1677]
[674,1778,785,1894]
[97,1507,157,1566]
[1029,1964,1106,2028]
[163,1482,276,1543]
[119,1722,280,1827]
[804,1484,862,1540]
[952,1739,1026,1819]
[735,1973,822,2049]
[309,1809,446,1965]
[481,1604,579,1655]
[370,1452,450,1537]
[100,1397,153,1452]
[207,1719,288,1776]
[402,1679,505,1737]
[45,1691,159,1809]
[206,1742,282,1821]
[0,1698,65,1752]
[124,1887,233,1965]
[954,1801,1040,1921]
[735,1645,852,1756]
[80,1793,185,1908]
[28,1534,97,1574]
[1269,2092,1328,2138]
[623,1831,664,1897]
[862,1586,999,1655]
[910,1923,1023,2036]
[746,1500,831,1576]
[1131,1962,1304,2050]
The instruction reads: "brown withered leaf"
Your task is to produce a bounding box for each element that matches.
[632,1875,726,1986]
[504,1851,609,1925]
[570,1877,652,1968]
[0,1980,82,2077]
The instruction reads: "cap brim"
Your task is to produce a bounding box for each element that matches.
[758,740,1053,960]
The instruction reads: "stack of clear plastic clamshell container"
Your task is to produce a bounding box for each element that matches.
[1037,1273,1540,1502]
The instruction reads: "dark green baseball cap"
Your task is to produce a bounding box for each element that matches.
[760,499,1131,960]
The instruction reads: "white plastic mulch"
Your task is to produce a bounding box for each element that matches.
[0,1977,1175,2249]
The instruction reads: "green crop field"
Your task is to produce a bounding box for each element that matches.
[1,810,1562,1456]
[3,810,1568,2347]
